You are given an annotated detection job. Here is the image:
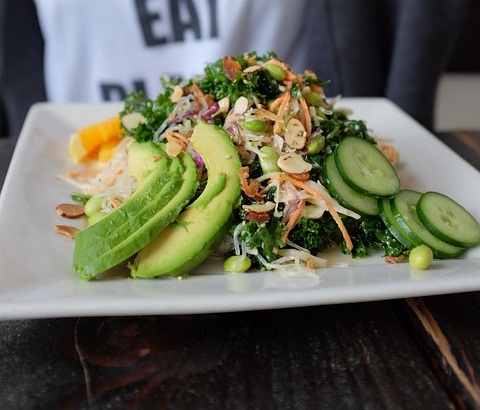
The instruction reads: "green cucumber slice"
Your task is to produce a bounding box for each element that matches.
[378,198,415,248]
[390,190,465,259]
[334,137,400,198]
[417,191,480,247]
[323,153,379,215]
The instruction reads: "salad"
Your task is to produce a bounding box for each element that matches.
[56,51,480,280]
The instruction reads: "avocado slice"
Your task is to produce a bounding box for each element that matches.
[73,141,199,280]
[130,121,242,278]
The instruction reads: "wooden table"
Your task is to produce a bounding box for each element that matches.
[0,132,479,410]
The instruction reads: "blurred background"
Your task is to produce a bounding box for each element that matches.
[435,0,480,131]
[0,0,479,136]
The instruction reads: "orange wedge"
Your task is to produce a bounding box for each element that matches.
[98,136,123,163]
[69,116,122,163]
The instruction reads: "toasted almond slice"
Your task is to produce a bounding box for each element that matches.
[233,96,249,115]
[54,225,80,239]
[243,65,262,74]
[242,201,276,214]
[55,203,85,219]
[277,152,312,174]
[256,108,283,123]
[121,112,146,132]
[170,85,184,102]
[165,140,183,157]
[217,97,231,115]
[284,117,306,149]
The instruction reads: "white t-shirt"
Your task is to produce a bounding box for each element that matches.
[34,0,308,103]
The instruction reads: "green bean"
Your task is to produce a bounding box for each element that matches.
[223,255,252,273]
[259,146,281,174]
[409,245,433,270]
[265,64,286,81]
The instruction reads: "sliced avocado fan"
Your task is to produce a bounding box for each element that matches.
[130,121,242,278]
[73,142,199,280]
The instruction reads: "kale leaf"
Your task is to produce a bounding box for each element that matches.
[239,218,287,263]
[197,52,281,105]
[120,78,176,143]
[289,214,408,258]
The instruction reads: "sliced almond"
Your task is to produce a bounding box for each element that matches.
[256,108,283,123]
[242,201,276,214]
[55,203,85,219]
[54,225,79,239]
[284,118,306,149]
[121,112,146,132]
[170,85,184,103]
[277,152,312,174]
[243,65,262,74]
[233,96,249,115]
[166,140,183,157]
[217,97,231,115]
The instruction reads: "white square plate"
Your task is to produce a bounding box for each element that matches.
[0,98,479,319]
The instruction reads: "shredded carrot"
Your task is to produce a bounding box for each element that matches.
[274,173,354,251]
[299,97,312,137]
[268,96,284,113]
[309,84,324,94]
[281,199,306,243]
[285,70,300,83]
[380,144,399,165]
[66,171,81,178]
[273,82,292,134]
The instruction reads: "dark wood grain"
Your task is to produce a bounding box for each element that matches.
[0,305,456,409]
[398,295,480,410]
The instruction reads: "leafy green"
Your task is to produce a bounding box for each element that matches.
[71,192,91,205]
[120,78,177,143]
[239,219,287,263]
[289,215,408,258]
[197,52,281,106]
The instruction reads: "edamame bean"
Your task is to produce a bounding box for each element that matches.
[259,146,281,174]
[84,196,104,217]
[244,118,267,133]
[88,210,107,226]
[409,245,433,270]
[265,64,286,81]
[303,91,323,106]
[306,135,325,155]
[223,255,252,273]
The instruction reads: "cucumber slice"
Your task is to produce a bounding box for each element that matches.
[417,191,480,247]
[323,153,379,215]
[390,190,465,259]
[334,137,400,198]
[378,198,415,248]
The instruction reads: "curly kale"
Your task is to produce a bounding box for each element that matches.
[289,216,340,255]
[238,218,287,263]
[120,88,175,143]
[289,214,408,258]
[197,51,281,105]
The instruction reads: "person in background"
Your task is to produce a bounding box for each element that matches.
[0,0,470,138]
